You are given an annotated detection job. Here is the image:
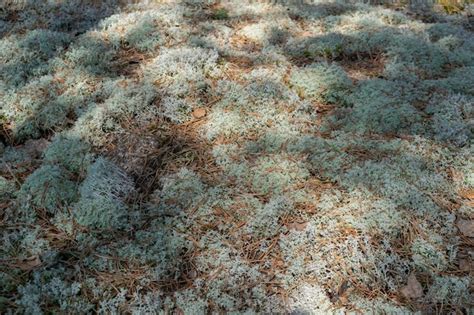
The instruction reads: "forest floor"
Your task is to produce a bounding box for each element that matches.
[0,1,473,313]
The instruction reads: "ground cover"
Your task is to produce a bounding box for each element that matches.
[0,1,473,313]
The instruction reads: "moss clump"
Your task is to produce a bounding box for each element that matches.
[290,62,352,104]
[74,158,134,229]
[386,35,449,78]
[124,15,161,52]
[411,237,449,273]
[337,78,424,135]
[160,96,192,123]
[426,93,473,146]
[1,75,64,141]
[145,47,219,97]
[18,165,77,215]
[0,29,70,87]
[16,271,93,314]
[65,34,116,75]
[426,276,472,306]
[1,1,472,313]
[303,33,345,59]
[154,168,205,213]
[0,176,16,199]
[212,8,229,20]
[43,135,92,173]
[245,197,292,238]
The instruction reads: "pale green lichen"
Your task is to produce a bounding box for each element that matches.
[290,62,352,104]
[74,158,134,229]
[0,176,16,198]
[18,165,77,216]
[43,134,92,173]
[1,1,472,313]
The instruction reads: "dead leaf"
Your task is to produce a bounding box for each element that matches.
[287,222,308,231]
[18,256,41,271]
[457,219,474,237]
[459,259,472,272]
[192,108,206,119]
[459,189,474,200]
[401,273,423,299]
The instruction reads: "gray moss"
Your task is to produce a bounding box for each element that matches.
[65,34,116,75]
[336,78,424,135]
[16,271,93,314]
[144,47,219,98]
[290,62,352,104]
[74,158,134,229]
[0,176,16,199]
[43,134,92,173]
[0,29,70,87]
[1,1,472,313]
[426,276,472,306]
[386,35,450,78]
[245,196,292,238]
[124,15,161,52]
[426,93,473,146]
[160,96,193,123]
[18,164,77,215]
